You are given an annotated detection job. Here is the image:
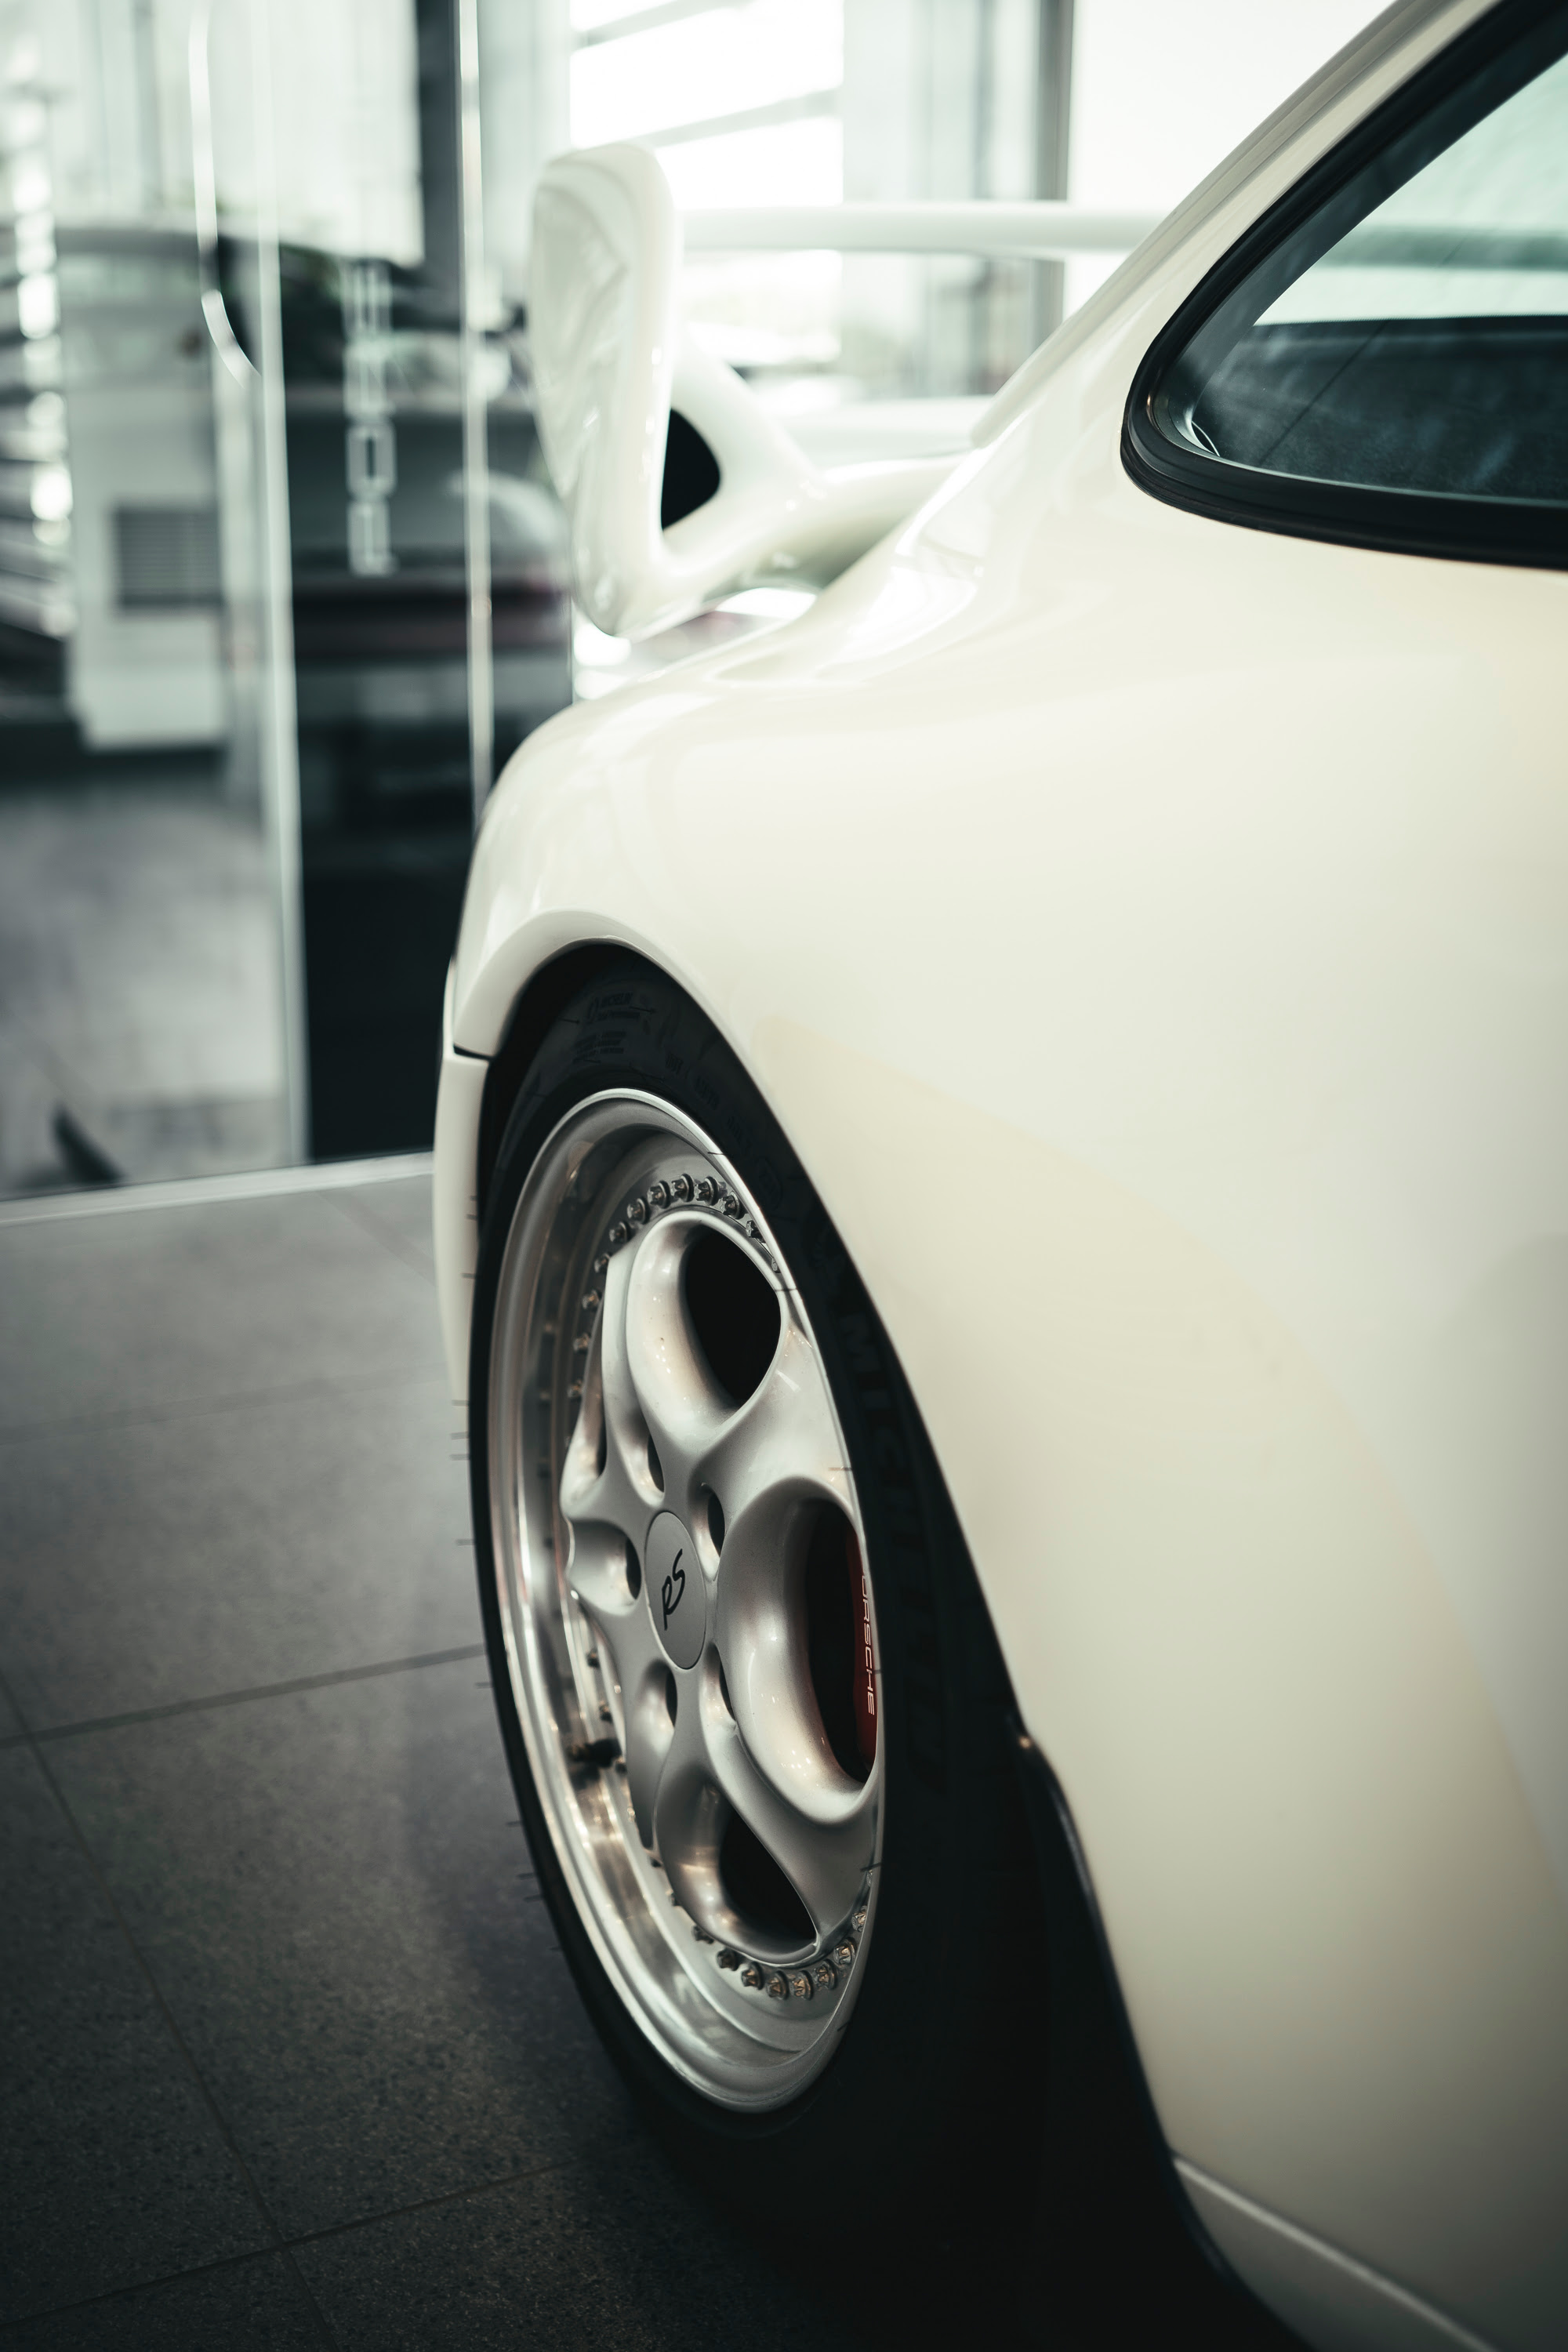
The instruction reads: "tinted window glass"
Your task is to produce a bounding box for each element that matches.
[1149,9,1568,510]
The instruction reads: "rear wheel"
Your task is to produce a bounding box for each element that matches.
[469,963,1044,2197]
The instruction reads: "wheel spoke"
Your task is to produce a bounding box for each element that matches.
[696,1318,851,1535]
[650,1661,871,1953]
[562,1519,634,1623]
[560,1244,659,1548]
[710,1559,874,1834]
[697,1316,870,1824]
[622,1216,737,1519]
[702,1684,870,1947]
[615,1632,677,1849]
[646,1671,728,1935]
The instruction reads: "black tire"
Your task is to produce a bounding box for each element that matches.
[468,959,1046,2226]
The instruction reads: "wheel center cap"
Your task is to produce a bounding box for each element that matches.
[646,1510,705,1670]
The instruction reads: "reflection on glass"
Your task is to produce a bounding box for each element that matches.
[0,1,288,1194]
[0,0,572,1193]
[278,216,568,1156]
[205,0,572,1160]
[1152,20,1568,504]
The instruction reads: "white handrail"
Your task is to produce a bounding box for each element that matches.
[680,200,1163,259]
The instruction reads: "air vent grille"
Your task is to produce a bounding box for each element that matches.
[114,505,220,609]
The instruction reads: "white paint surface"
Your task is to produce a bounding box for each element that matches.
[437,8,1568,2347]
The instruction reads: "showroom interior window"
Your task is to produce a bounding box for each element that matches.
[0,0,1381,1195]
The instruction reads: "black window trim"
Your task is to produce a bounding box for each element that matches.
[1122,0,1568,572]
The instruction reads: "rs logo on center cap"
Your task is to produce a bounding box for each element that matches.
[646,1510,705,1668]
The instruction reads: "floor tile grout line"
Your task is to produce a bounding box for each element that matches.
[287,2154,567,2252]
[0,1359,449,1452]
[0,2245,314,2339]
[322,1185,437,1287]
[0,1660,342,2352]
[270,2245,341,2344]
[0,2155,569,2336]
[0,1645,488,1750]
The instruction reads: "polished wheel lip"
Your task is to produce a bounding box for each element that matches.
[487,1088,883,2112]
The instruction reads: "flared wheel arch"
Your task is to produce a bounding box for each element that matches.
[465,941,1298,2345]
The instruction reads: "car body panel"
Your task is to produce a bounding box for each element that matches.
[437,5,1568,2344]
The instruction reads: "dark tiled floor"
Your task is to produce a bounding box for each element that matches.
[3,1378,470,1729]
[2,1744,268,2313]
[3,2254,328,2350]
[0,1173,919,2350]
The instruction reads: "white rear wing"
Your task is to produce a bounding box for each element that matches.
[682,201,1160,259]
[528,145,1160,641]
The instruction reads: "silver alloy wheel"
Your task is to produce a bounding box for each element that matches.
[487,1090,883,2110]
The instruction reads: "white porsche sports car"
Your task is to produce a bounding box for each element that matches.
[433,5,1568,2346]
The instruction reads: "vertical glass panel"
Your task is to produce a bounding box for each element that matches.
[475,0,572,779]
[0,0,287,1192]
[218,0,567,1159]
[260,0,473,1156]
[0,0,570,1196]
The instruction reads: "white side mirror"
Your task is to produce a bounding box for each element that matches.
[529,143,953,641]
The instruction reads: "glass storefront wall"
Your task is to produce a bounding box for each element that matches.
[0,0,1379,1196]
[0,0,569,1189]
